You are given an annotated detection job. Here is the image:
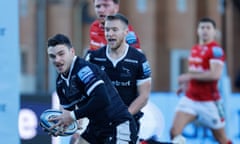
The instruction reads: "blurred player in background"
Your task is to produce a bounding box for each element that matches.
[88,13,152,135]
[46,34,137,144]
[72,0,142,143]
[89,0,141,50]
[170,17,232,144]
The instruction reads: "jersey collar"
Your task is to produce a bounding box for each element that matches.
[106,44,129,67]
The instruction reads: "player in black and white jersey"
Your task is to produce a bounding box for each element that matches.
[46,33,137,144]
[87,13,152,134]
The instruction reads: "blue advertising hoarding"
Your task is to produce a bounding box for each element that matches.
[139,92,240,144]
[0,0,20,143]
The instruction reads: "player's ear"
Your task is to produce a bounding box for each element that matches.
[70,47,75,55]
[124,27,129,35]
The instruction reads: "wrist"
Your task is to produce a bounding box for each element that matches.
[70,111,77,120]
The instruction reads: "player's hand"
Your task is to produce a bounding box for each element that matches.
[48,111,74,136]
[77,119,86,130]
[176,87,183,96]
[176,82,188,96]
[178,73,191,84]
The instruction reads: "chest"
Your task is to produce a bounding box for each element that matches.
[189,47,212,70]
[59,75,86,101]
[96,59,139,80]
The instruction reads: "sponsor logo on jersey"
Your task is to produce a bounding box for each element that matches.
[142,61,151,76]
[78,66,95,84]
[212,46,223,58]
[125,31,137,44]
[112,80,131,87]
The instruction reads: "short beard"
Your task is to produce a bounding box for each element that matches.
[112,39,124,50]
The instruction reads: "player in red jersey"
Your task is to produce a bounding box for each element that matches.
[170,17,232,144]
[89,0,141,50]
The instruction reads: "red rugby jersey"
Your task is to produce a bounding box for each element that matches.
[89,20,141,50]
[186,41,225,101]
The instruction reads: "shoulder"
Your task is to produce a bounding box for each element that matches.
[208,41,224,58]
[127,47,147,62]
[89,46,106,56]
[75,57,99,74]
[90,20,100,30]
[74,57,97,71]
[128,46,145,56]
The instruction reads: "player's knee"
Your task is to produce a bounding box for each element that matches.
[172,135,186,144]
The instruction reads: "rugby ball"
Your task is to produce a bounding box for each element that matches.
[40,109,78,136]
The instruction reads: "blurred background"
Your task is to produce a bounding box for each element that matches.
[1,0,240,143]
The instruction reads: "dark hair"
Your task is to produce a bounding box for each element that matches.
[93,0,120,4]
[105,13,128,25]
[198,17,216,28]
[47,34,72,48]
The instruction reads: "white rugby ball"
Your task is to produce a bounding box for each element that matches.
[40,109,78,136]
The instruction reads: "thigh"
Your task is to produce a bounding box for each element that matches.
[171,111,196,134]
[175,96,198,115]
[171,97,197,136]
[197,101,225,129]
[104,120,137,144]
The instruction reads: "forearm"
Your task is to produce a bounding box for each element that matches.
[188,60,223,81]
[72,84,110,120]
[128,80,151,115]
[189,71,219,81]
[128,95,148,115]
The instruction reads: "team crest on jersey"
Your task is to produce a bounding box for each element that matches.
[78,66,95,84]
[121,67,131,77]
[212,46,223,58]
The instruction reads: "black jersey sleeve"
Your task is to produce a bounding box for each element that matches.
[73,83,110,119]
[137,54,151,80]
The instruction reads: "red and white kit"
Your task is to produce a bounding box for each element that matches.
[176,41,226,129]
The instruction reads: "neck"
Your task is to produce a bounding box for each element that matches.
[63,71,69,77]
[199,39,214,45]
[108,43,127,59]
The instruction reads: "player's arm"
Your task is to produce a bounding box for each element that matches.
[179,46,225,82]
[128,58,151,115]
[178,60,224,85]
[71,83,110,120]
[128,78,151,115]
[188,59,224,81]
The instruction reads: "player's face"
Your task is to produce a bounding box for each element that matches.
[105,20,128,50]
[94,0,119,23]
[47,44,75,74]
[197,22,216,43]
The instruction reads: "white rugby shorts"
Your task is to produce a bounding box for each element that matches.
[175,96,225,129]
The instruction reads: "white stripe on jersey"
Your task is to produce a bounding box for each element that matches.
[87,80,104,96]
[137,77,152,86]
[62,98,83,109]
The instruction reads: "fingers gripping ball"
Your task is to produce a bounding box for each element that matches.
[40,109,78,136]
